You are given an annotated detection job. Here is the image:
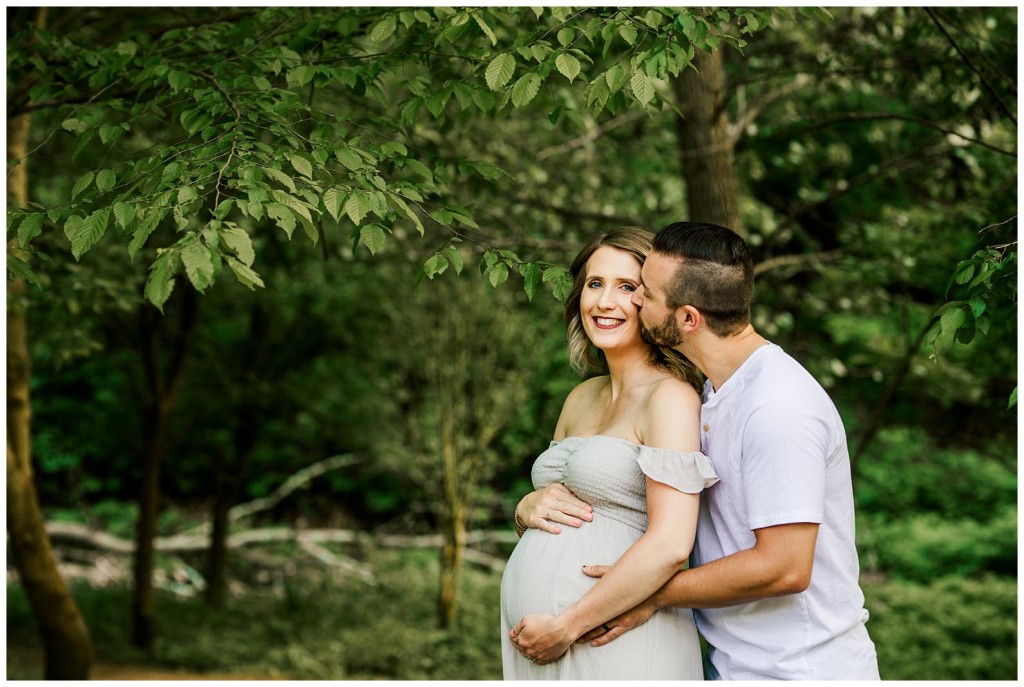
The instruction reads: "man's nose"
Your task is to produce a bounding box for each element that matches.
[631,288,644,308]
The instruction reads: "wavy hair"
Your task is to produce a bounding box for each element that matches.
[564,227,703,392]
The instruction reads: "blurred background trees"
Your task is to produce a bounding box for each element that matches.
[7,5,1016,680]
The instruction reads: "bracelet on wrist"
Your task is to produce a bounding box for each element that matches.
[513,499,528,537]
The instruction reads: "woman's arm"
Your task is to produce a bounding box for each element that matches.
[513,378,603,535]
[510,380,703,663]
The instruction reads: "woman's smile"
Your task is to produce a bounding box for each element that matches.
[593,316,626,329]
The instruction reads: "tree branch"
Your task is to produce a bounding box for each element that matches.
[753,250,842,277]
[537,110,647,160]
[760,113,1015,158]
[923,8,1016,126]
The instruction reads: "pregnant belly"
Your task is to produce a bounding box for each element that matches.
[500,515,641,622]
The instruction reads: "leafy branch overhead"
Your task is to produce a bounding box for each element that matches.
[7,6,779,308]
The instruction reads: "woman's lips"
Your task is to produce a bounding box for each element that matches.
[593,316,625,329]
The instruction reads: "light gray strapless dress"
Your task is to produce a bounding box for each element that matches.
[500,435,719,680]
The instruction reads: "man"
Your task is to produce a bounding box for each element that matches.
[514,222,879,679]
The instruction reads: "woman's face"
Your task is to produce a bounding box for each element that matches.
[579,246,645,353]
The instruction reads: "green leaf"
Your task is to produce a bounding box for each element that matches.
[289,154,314,179]
[344,192,369,225]
[95,168,117,193]
[381,141,408,157]
[61,118,88,134]
[605,64,628,93]
[486,53,516,91]
[520,262,542,301]
[445,245,464,274]
[1009,387,1017,409]
[473,13,497,45]
[178,186,199,205]
[181,241,216,292]
[266,203,296,238]
[388,193,424,235]
[113,202,135,230]
[619,23,638,45]
[555,53,582,83]
[488,262,509,288]
[168,69,191,92]
[423,253,448,278]
[69,209,110,260]
[271,190,313,223]
[954,262,976,285]
[263,166,298,193]
[6,253,41,286]
[360,224,387,255]
[98,124,124,144]
[323,188,345,222]
[289,65,316,88]
[17,213,44,248]
[511,72,542,108]
[335,147,363,172]
[558,28,575,46]
[939,305,967,334]
[631,69,655,106]
[129,210,165,259]
[404,158,433,182]
[253,75,273,91]
[221,227,255,266]
[471,88,495,112]
[144,251,179,312]
[371,14,397,42]
[71,171,95,200]
[225,255,265,290]
[968,297,986,318]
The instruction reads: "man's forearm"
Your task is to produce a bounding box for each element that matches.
[652,547,810,610]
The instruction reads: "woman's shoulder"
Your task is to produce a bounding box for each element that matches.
[645,373,701,410]
[567,374,609,402]
[638,375,702,443]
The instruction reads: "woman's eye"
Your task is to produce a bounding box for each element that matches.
[620,284,636,293]
[587,280,602,288]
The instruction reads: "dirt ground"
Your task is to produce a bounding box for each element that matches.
[7,645,279,680]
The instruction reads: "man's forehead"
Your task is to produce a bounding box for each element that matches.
[642,252,682,287]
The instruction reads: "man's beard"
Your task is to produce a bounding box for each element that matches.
[640,310,683,348]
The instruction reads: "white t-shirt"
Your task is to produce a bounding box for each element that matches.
[691,343,879,680]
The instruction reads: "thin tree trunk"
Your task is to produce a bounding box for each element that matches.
[673,49,743,236]
[131,289,199,650]
[6,8,93,678]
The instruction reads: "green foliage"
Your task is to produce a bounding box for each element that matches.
[7,7,775,306]
[862,575,1017,679]
[858,507,1017,582]
[854,427,1015,522]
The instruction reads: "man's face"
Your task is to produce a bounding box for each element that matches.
[631,252,684,348]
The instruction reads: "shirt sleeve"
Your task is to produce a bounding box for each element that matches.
[740,403,829,530]
[637,446,720,494]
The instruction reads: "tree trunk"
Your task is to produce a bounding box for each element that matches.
[437,500,466,629]
[6,9,94,677]
[673,48,743,236]
[131,290,199,650]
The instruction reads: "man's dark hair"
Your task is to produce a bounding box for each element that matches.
[652,222,754,337]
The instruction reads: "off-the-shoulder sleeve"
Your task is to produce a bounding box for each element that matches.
[637,446,719,494]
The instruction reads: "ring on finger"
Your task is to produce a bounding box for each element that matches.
[602,623,612,633]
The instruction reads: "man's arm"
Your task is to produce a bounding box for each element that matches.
[579,522,818,645]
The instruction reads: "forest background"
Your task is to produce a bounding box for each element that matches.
[5,5,1017,681]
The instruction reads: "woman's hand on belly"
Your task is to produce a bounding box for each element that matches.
[518,483,593,534]
[509,613,576,665]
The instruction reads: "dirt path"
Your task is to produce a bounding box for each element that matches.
[8,645,280,681]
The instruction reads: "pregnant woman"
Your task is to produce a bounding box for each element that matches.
[500,227,718,680]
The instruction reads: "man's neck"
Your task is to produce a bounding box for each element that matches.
[687,324,768,392]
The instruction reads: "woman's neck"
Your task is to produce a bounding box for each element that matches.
[603,346,657,400]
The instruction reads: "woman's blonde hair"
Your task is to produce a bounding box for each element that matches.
[564,227,703,392]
